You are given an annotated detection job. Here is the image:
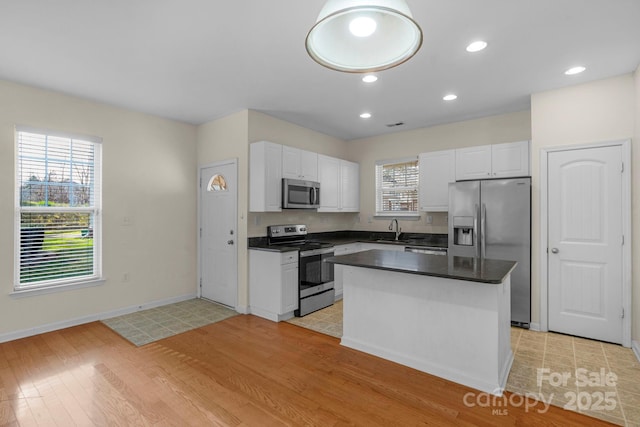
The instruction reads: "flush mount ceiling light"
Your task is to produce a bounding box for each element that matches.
[306,0,423,73]
[362,74,378,83]
[360,112,372,118]
[443,94,457,101]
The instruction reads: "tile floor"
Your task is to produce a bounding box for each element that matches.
[289,301,640,427]
[508,327,640,426]
[285,299,343,338]
[102,298,237,346]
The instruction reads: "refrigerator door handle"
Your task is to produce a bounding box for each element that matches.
[481,203,487,259]
[473,204,479,258]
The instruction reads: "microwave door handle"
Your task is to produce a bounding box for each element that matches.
[310,187,316,205]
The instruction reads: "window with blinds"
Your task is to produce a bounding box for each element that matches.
[375,158,419,215]
[15,127,102,289]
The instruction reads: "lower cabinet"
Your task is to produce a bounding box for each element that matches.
[333,242,405,299]
[249,250,298,322]
[359,243,406,252]
[333,243,362,299]
[333,242,404,300]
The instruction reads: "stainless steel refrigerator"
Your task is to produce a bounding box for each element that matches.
[448,178,531,325]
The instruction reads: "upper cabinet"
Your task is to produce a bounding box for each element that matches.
[418,149,455,212]
[318,154,359,212]
[455,140,529,181]
[340,160,359,212]
[282,146,318,181]
[250,141,282,212]
[490,140,530,178]
[250,142,359,213]
[455,145,492,181]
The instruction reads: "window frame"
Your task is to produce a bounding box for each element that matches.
[14,125,103,293]
[374,156,420,217]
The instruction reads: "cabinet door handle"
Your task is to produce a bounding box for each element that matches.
[551,247,559,254]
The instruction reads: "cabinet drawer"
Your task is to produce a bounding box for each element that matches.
[281,252,298,264]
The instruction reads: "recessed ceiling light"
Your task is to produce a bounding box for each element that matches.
[360,112,372,119]
[466,41,487,53]
[443,94,458,101]
[362,74,378,83]
[565,66,586,75]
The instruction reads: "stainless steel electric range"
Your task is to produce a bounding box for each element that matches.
[267,225,335,316]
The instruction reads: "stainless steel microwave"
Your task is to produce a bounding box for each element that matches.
[282,178,320,209]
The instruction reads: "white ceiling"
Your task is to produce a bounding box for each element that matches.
[1,0,639,141]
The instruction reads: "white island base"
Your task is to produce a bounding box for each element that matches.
[340,265,513,396]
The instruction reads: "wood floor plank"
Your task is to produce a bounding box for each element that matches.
[0,315,618,426]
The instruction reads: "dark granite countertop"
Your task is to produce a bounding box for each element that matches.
[248,231,448,252]
[326,249,517,284]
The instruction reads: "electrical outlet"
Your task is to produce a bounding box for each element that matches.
[426,215,433,224]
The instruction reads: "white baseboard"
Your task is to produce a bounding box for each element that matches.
[236,304,249,314]
[341,335,508,396]
[0,293,197,344]
[632,340,640,363]
[529,322,541,331]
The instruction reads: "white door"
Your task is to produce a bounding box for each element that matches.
[200,161,237,308]
[548,146,623,344]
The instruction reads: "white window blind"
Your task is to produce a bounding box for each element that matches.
[15,127,102,289]
[375,157,419,215]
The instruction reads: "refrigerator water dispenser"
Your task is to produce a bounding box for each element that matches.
[452,217,474,246]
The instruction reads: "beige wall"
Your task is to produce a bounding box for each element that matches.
[197,110,353,309]
[345,111,532,234]
[0,80,197,338]
[531,73,637,339]
[635,66,640,345]
[196,110,250,309]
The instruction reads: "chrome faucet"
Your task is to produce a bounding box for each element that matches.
[389,218,401,240]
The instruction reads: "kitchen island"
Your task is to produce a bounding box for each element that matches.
[327,249,516,395]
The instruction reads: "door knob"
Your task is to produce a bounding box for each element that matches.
[551,248,559,254]
[227,240,234,245]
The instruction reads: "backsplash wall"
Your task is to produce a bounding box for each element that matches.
[247,211,448,237]
[247,212,359,237]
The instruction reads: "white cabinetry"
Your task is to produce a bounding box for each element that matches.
[455,145,492,181]
[418,150,455,211]
[250,141,282,212]
[282,146,318,181]
[455,141,530,181]
[491,140,530,178]
[340,160,360,212]
[249,250,298,322]
[318,155,360,212]
[332,243,362,299]
[360,243,405,252]
[318,155,340,210]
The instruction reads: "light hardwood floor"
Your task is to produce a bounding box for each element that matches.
[0,315,618,426]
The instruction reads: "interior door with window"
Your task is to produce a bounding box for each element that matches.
[547,146,623,344]
[200,160,237,308]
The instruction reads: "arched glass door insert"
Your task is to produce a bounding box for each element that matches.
[207,174,228,192]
